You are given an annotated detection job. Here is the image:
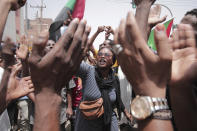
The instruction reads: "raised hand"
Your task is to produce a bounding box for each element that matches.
[134,0,156,41]
[148,5,167,29]
[16,35,30,76]
[97,26,105,33]
[114,11,173,131]
[67,10,73,20]
[29,18,91,131]
[114,11,172,97]
[170,24,197,86]
[28,18,91,93]
[105,26,114,40]
[87,25,104,58]
[10,76,34,100]
[169,24,197,131]
[7,63,34,101]
[64,11,73,26]
[105,33,110,40]
[16,36,29,61]
[105,26,114,35]
[16,44,29,60]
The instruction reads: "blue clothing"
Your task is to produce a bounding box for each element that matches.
[19,96,28,100]
[75,62,118,131]
[0,110,11,131]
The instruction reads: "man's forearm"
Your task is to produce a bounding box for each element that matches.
[33,90,62,131]
[0,69,11,115]
[170,84,197,131]
[138,119,173,131]
[0,0,11,41]
[89,31,100,56]
[89,31,100,45]
[135,1,152,41]
[134,84,173,131]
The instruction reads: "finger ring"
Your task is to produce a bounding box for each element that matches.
[112,44,123,55]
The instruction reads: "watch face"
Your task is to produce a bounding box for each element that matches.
[131,97,152,120]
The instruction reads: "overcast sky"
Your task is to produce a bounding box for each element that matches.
[27,0,197,49]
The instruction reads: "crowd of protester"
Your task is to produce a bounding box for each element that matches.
[0,0,196,131]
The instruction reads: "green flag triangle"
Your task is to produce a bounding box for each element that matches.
[66,0,77,10]
[148,18,174,51]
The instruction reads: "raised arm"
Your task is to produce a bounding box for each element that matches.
[16,35,37,102]
[0,0,26,41]
[114,11,173,131]
[0,63,34,114]
[105,26,114,40]
[88,26,105,57]
[134,0,155,41]
[169,24,197,130]
[0,69,11,114]
[147,5,167,39]
[28,19,91,131]
[16,35,30,76]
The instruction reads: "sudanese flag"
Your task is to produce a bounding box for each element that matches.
[49,0,86,42]
[148,18,174,51]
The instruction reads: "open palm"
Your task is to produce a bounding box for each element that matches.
[170,24,197,86]
[148,5,167,28]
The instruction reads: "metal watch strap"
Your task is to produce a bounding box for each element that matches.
[152,97,169,111]
[130,96,170,121]
[147,97,169,112]
[152,110,172,120]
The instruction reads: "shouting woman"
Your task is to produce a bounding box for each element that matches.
[75,46,132,131]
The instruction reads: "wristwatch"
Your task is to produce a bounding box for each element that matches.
[130,95,169,120]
